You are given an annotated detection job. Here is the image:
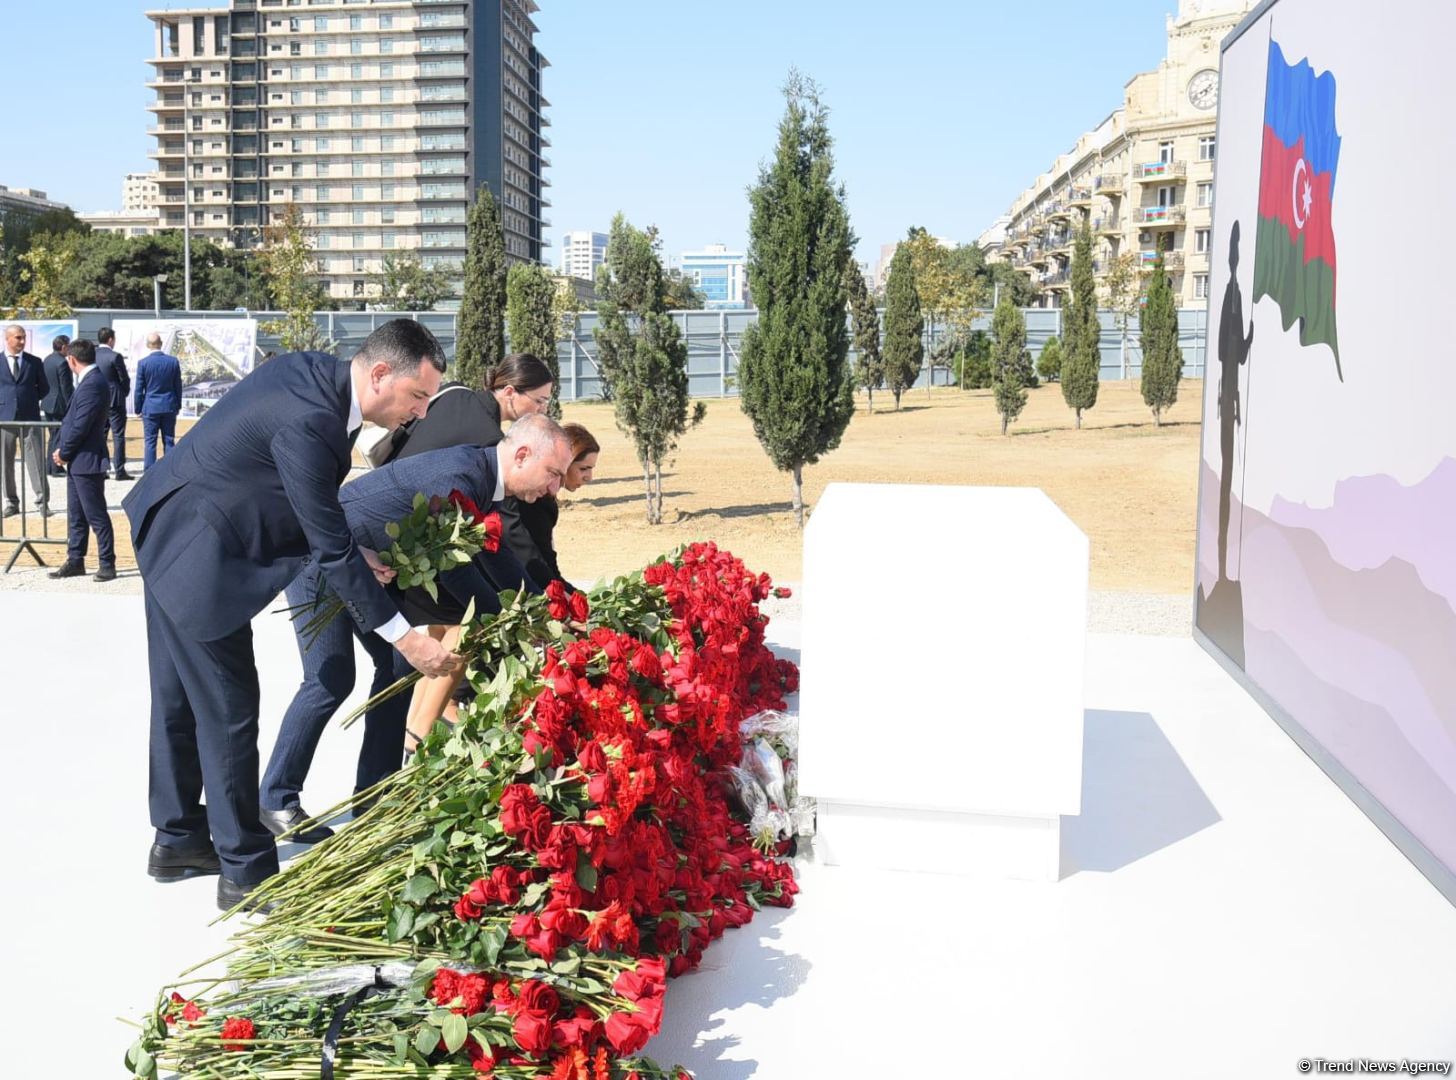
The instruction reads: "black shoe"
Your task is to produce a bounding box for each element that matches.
[37,505,51,517]
[93,565,117,582]
[48,561,86,579]
[260,804,334,844]
[1,505,16,518]
[147,840,221,882]
[217,876,278,915]
[113,470,134,481]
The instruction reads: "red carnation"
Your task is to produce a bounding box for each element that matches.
[220,1017,255,1051]
[481,511,502,553]
[181,1000,206,1023]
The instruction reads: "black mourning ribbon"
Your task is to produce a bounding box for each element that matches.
[321,967,396,1079]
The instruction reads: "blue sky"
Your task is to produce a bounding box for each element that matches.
[9,1,1180,267]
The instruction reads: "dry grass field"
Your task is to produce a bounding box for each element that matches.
[5,379,1204,593]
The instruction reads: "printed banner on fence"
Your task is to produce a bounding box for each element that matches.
[112,318,258,417]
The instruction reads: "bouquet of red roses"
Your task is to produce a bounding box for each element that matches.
[287,490,502,647]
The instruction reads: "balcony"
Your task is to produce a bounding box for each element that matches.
[1041,269,1071,288]
[1134,205,1186,227]
[1095,173,1124,196]
[150,96,185,112]
[1139,250,1185,273]
[1133,160,1187,182]
[1045,201,1070,221]
[1067,185,1093,206]
[1047,230,1073,253]
[1093,215,1121,234]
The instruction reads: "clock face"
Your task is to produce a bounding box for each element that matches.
[1188,69,1219,110]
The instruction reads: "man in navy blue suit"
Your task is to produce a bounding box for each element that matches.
[94,328,133,481]
[48,340,116,582]
[123,319,464,911]
[41,334,73,478]
[1,323,51,516]
[260,415,571,841]
[133,332,184,471]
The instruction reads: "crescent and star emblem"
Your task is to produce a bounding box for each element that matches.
[1291,158,1313,229]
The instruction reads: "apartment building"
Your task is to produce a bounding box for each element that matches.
[994,0,1251,308]
[558,229,606,281]
[144,0,551,305]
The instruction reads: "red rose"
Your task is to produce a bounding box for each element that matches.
[568,591,590,623]
[603,1010,653,1056]
[577,740,607,773]
[454,894,483,921]
[481,511,502,553]
[448,489,484,522]
[512,1010,553,1056]
[546,579,570,621]
[220,1017,254,1051]
[515,979,560,1019]
[489,865,522,905]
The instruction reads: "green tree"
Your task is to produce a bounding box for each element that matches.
[1036,335,1063,383]
[371,251,454,312]
[1139,245,1183,426]
[595,214,704,524]
[844,260,883,412]
[903,228,952,396]
[457,184,507,387]
[955,329,993,389]
[881,243,923,410]
[991,294,1030,435]
[1060,219,1100,429]
[662,268,707,310]
[259,204,334,352]
[506,261,561,417]
[737,72,857,526]
[0,209,87,310]
[1102,250,1144,378]
[3,231,77,318]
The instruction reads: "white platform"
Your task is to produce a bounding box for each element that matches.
[799,484,1087,880]
[5,592,1456,1079]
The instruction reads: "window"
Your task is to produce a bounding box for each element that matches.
[351,112,364,128]
[381,134,395,151]
[192,139,204,154]
[381,111,394,128]
[381,159,394,176]
[290,90,304,104]
[380,86,394,103]
[288,16,300,31]
[381,208,395,224]
[352,184,366,200]
[353,231,364,249]
[351,88,363,103]
[1199,136,1216,162]
[351,63,364,79]
[352,135,365,151]
[291,138,304,152]
[1194,273,1209,300]
[314,64,329,79]
[1197,182,1213,208]
[349,15,363,30]
[313,16,328,30]
[316,137,329,151]
[314,112,328,129]
[1159,140,1175,164]
[382,231,395,248]
[317,209,331,223]
[317,232,330,248]
[379,62,393,78]
[350,39,363,55]
[317,161,329,176]
[314,40,328,56]
[291,185,302,200]
[353,255,366,272]
[354,280,366,298]
[1195,229,1211,254]
[379,14,393,29]
[1157,185,1176,208]
[353,208,365,225]
[380,182,395,200]
[379,38,392,54]
[316,185,330,200]
[352,160,366,177]
[315,88,328,104]
[291,64,304,80]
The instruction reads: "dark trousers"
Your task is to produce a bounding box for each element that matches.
[141,412,177,471]
[65,470,114,567]
[146,590,279,885]
[43,413,67,476]
[108,404,128,474]
[259,571,411,812]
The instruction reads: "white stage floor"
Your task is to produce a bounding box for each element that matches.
[5,591,1454,1079]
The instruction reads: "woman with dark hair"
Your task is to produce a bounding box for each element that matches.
[499,422,600,592]
[382,352,553,464]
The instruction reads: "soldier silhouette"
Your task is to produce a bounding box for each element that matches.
[1216,220,1254,582]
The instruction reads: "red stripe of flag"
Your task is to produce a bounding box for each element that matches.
[1257,125,1338,283]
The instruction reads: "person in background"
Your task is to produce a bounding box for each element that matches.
[1,323,51,516]
[261,416,570,842]
[41,334,73,478]
[384,352,554,464]
[94,327,133,481]
[48,340,115,582]
[499,422,600,593]
[133,332,183,470]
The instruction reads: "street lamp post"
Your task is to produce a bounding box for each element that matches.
[183,92,192,312]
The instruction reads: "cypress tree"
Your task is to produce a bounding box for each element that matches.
[506,261,561,417]
[1036,335,1063,382]
[1060,219,1100,429]
[844,261,884,413]
[456,184,507,388]
[963,330,992,389]
[991,293,1029,435]
[1139,245,1183,426]
[738,72,857,527]
[881,244,923,410]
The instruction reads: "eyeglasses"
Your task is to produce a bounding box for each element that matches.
[525,392,552,408]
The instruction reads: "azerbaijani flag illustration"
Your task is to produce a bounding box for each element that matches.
[1253,40,1343,379]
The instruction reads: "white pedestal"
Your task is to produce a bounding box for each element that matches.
[798,483,1088,881]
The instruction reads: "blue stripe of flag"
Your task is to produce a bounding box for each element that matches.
[1264,40,1342,196]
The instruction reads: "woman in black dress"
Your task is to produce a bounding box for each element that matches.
[498,422,600,592]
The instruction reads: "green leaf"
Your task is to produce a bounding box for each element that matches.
[414,1023,440,1058]
[521,880,548,907]
[385,521,401,540]
[551,955,582,976]
[424,578,439,602]
[392,1033,410,1065]
[386,902,415,943]
[480,922,509,965]
[442,1012,468,1054]
[416,554,432,572]
[402,874,438,904]
[413,492,428,511]
[575,851,599,893]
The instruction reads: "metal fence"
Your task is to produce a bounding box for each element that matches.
[72,305,1208,401]
[0,420,66,572]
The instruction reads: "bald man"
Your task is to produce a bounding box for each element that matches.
[133,332,183,471]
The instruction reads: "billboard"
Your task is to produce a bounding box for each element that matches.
[1196,0,1456,896]
[112,318,258,417]
[10,320,79,358]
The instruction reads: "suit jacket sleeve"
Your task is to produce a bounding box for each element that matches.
[270,413,399,633]
[168,361,182,404]
[59,362,73,408]
[33,357,49,404]
[116,354,131,396]
[56,380,102,462]
[133,360,147,415]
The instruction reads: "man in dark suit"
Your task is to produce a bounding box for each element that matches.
[47,340,116,582]
[123,319,463,911]
[41,334,74,478]
[1,323,51,517]
[261,418,569,841]
[133,331,183,471]
[94,327,132,481]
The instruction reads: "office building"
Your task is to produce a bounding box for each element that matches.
[0,185,70,230]
[558,229,606,280]
[680,244,747,309]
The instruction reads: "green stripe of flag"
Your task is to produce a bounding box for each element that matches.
[1252,214,1341,379]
